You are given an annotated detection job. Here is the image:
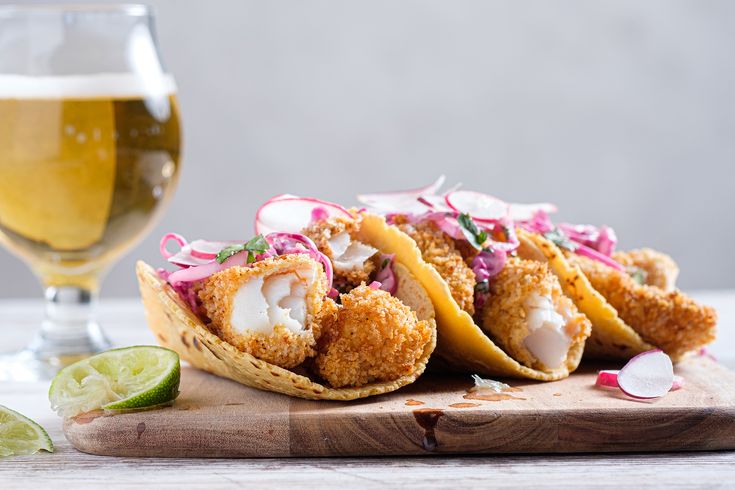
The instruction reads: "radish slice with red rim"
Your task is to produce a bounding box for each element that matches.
[356,175,446,213]
[617,349,674,399]
[671,375,685,391]
[189,239,239,260]
[168,246,217,268]
[255,196,352,235]
[596,370,620,388]
[445,190,509,222]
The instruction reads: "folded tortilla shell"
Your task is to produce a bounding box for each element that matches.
[359,213,587,381]
[136,259,436,401]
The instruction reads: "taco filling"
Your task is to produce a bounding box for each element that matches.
[357,176,717,362]
[481,258,590,370]
[384,209,590,373]
[157,226,434,389]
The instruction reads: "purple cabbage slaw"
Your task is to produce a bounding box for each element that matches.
[158,202,401,302]
[159,231,338,298]
[381,191,624,309]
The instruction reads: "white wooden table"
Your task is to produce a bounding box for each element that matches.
[1,291,734,489]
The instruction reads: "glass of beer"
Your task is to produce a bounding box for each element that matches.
[0,4,181,380]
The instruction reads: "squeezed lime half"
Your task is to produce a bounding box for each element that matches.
[48,346,180,418]
[0,405,54,457]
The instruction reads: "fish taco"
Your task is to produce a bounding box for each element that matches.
[358,176,716,365]
[137,204,436,400]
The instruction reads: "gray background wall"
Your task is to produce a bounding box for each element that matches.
[2,0,734,298]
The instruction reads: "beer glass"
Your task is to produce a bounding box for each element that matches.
[0,4,181,380]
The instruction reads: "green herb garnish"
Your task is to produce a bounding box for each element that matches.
[543,227,578,251]
[216,235,270,264]
[629,267,648,285]
[457,213,488,250]
[381,258,390,270]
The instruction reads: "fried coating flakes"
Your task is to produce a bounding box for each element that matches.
[567,253,716,359]
[480,258,591,371]
[198,255,328,369]
[313,285,433,388]
[393,217,477,315]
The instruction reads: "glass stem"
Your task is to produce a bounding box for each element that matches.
[27,285,111,361]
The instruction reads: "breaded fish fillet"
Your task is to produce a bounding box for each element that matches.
[198,254,329,368]
[480,257,591,371]
[566,253,716,359]
[393,217,477,315]
[612,248,679,292]
[313,284,433,388]
[302,216,377,292]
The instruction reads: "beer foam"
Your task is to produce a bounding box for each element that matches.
[0,72,177,98]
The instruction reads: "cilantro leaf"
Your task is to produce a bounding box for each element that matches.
[543,228,578,252]
[457,213,488,250]
[216,234,270,264]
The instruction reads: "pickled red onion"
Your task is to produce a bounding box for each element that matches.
[161,231,335,295]
[575,243,624,271]
[374,254,398,295]
[471,249,507,282]
[159,233,187,259]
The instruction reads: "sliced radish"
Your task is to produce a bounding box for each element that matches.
[672,375,685,391]
[508,202,558,221]
[596,370,620,388]
[368,281,382,290]
[168,245,217,267]
[255,196,352,235]
[617,349,674,399]
[445,190,509,222]
[189,239,239,260]
[417,194,453,212]
[356,175,446,213]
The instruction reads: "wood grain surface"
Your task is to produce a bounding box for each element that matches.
[63,356,735,457]
[3,295,735,489]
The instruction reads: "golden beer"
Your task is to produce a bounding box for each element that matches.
[0,74,181,288]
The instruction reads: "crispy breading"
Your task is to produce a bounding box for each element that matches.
[566,253,716,358]
[613,248,679,292]
[197,255,328,369]
[480,258,591,371]
[393,217,477,315]
[313,285,433,388]
[302,216,376,291]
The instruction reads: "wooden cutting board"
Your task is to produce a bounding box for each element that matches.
[63,356,735,457]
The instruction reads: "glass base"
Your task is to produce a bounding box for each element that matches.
[0,322,111,382]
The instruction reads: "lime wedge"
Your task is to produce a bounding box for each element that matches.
[0,405,54,457]
[49,346,180,418]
